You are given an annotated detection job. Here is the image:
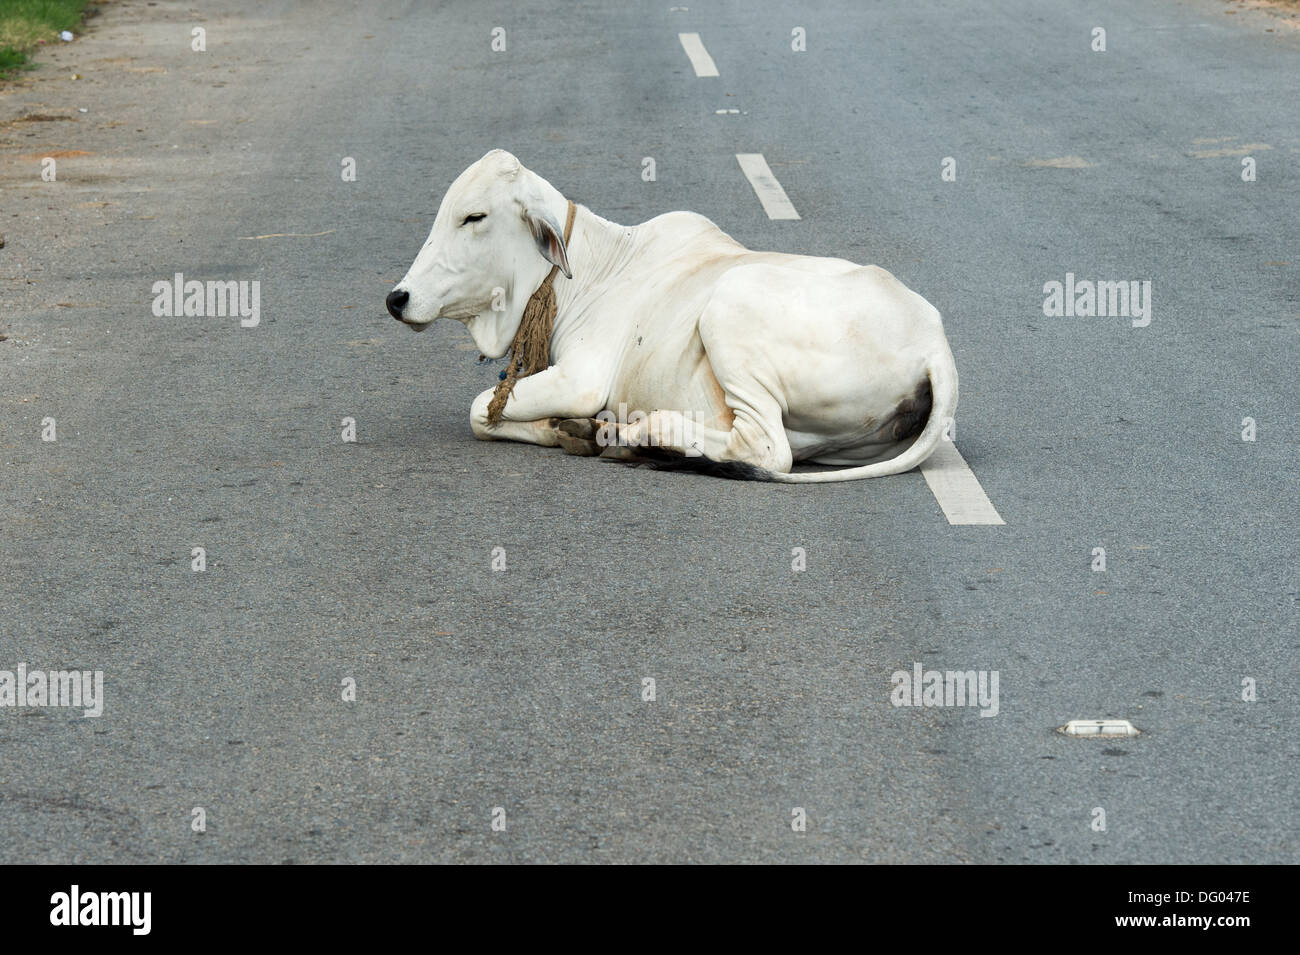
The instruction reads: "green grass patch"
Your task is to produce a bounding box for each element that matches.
[0,0,92,77]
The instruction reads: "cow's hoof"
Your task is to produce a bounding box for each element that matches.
[558,433,601,456]
[558,417,598,440]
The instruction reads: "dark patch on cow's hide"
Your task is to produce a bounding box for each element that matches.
[890,377,933,441]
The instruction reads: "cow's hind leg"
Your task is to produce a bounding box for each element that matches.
[619,410,728,460]
[623,402,792,474]
[687,323,797,474]
[710,398,794,473]
[555,413,718,460]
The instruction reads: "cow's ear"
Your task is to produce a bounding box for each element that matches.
[524,207,572,279]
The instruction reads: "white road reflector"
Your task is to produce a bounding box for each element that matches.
[735,153,801,220]
[1060,719,1140,738]
[678,33,719,77]
[920,440,1004,525]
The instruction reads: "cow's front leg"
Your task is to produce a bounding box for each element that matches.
[469,367,603,448]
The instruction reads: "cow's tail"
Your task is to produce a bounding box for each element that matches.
[768,344,958,484]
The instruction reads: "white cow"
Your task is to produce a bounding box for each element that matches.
[387,149,958,483]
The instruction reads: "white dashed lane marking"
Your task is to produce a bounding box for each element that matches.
[678,33,719,77]
[735,153,800,220]
[920,441,1005,525]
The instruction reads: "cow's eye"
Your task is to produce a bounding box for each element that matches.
[461,213,487,226]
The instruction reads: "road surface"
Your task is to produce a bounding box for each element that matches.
[0,0,1296,863]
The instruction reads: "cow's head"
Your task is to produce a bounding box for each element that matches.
[386,149,572,358]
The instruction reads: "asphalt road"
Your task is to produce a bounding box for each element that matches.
[0,0,1296,863]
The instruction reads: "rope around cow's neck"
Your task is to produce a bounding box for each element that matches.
[485,199,576,426]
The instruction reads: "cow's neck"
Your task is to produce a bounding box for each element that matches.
[546,203,638,358]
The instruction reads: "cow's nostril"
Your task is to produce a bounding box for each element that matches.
[386,289,410,319]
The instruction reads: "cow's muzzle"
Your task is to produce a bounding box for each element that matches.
[386,288,410,320]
